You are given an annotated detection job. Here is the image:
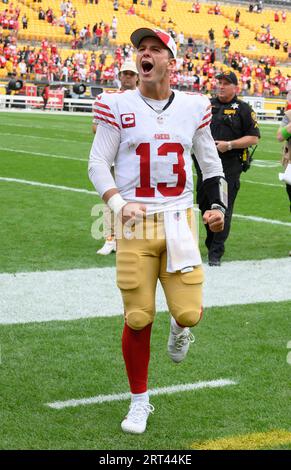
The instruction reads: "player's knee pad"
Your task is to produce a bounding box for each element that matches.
[176,307,202,328]
[116,251,140,290]
[117,250,154,330]
[126,310,152,330]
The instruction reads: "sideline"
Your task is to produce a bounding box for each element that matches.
[0,258,290,324]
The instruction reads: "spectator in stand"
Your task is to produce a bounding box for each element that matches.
[233,28,240,39]
[22,14,28,29]
[161,0,167,12]
[223,25,231,39]
[257,0,263,13]
[282,11,287,23]
[194,1,200,13]
[208,28,215,42]
[126,4,135,15]
[235,9,240,23]
[64,21,71,35]
[46,8,53,24]
[39,8,45,20]
[214,3,221,15]
[187,35,194,50]
[178,31,184,51]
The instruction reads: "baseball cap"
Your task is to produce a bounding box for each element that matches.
[119,61,138,74]
[130,28,177,59]
[216,71,238,85]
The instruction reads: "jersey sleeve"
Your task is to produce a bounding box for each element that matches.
[196,95,212,130]
[192,95,224,181]
[92,91,121,132]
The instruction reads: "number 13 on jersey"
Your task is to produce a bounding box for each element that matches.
[135,142,186,198]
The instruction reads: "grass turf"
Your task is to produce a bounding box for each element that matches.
[0,113,291,450]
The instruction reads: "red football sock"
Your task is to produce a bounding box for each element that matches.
[122,323,152,394]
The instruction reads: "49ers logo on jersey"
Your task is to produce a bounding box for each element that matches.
[121,113,135,128]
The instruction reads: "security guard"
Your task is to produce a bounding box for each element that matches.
[194,71,260,266]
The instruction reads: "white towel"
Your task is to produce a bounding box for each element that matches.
[164,209,202,273]
[279,163,291,185]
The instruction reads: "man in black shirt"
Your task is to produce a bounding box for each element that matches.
[194,71,260,265]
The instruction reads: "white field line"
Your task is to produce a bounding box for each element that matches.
[0,177,95,195]
[233,213,291,227]
[243,179,283,188]
[0,131,89,145]
[0,146,280,167]
[1,258,291,325]
[47,379,238,409]
[0,147,87,162]
[251,160,280,167]
[0,147,282,169]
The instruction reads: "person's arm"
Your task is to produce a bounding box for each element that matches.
[192,122,226,233]
[215,135,259,153]
[277,120,291,142]
[88,124,146,223]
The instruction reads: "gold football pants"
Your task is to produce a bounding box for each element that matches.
[116,209,204,330]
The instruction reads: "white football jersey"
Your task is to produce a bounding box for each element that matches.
[92,89,214,214]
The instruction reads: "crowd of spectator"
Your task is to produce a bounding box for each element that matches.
[0,0,291,98]
[1,29,290,99]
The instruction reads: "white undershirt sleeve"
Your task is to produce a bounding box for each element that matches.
[88,123,121,197]
[192,125,224,180]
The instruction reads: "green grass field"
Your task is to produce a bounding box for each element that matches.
[0,111,291,450]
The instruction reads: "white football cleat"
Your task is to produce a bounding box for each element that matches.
[167,319,195,363]
[96,238,116,255]
[121,402,154,434]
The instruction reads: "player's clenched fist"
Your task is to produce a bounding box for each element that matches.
[121,202,147,224]
[203,209,224,232]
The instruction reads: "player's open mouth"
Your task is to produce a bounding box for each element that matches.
[141,61,154,74]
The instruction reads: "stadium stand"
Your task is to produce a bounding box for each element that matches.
[0,0,290,99]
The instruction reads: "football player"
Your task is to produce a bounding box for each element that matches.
[89,28,227,434]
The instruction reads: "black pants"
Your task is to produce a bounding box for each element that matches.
[196,167,241,260]
[286,184,291,211]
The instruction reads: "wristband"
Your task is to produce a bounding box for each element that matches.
[227,141,233,151]
[211,203,226,215]
[107,193,127,215]
[281,127,291,140]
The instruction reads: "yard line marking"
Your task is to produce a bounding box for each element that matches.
[191,429,291,450]
[46,378,238,409]
[0,147,87,162]
[0,177,96,195]
[243,179,283,188]
[251,160,280,168]
[233,213,291,227]
[0,131,89,145]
